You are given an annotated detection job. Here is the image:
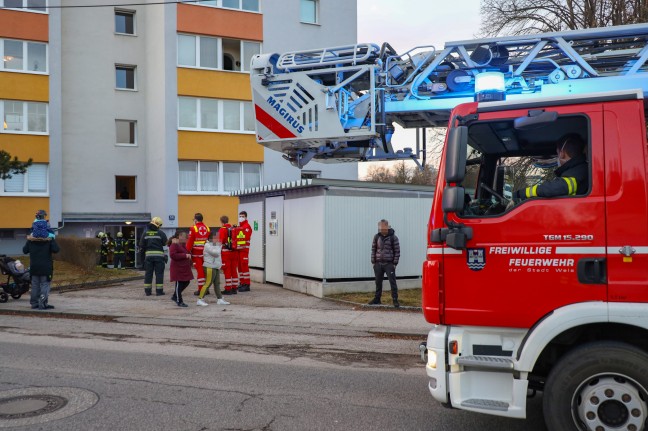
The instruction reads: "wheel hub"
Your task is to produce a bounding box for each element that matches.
[575,375,647,431]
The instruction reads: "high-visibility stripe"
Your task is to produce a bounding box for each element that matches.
[569,177,578,195]
[525,188,531,198]
[145,250,164,255]
[255,104,297,139]
[531,185,538,197]
[562,177,575,195]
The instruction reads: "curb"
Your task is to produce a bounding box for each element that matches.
[52,276,142,293]
[323,296,422,312]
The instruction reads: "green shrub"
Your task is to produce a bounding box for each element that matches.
[55,236,100,272]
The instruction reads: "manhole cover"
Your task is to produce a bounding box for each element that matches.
[0,387,98,428]
[0,395,68,419]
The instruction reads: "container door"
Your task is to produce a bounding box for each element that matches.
[265,196,284,285]
[441,106,607,329]
[603,100,648,302]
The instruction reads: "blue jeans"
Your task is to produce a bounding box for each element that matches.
[30,274,51,308]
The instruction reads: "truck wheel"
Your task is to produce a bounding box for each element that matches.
[0,292,7,303]
[544,341,648,431]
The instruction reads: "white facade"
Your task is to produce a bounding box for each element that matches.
[261,0,359,184]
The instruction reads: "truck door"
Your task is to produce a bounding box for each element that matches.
[440,104,607,329]
[603,100,648,302]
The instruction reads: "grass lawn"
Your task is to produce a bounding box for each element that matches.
[10,256,140,288]
[328,288,422,307]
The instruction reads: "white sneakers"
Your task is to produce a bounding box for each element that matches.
[216,298,230,305]
[197,298,230,306]
[196,299,208,306]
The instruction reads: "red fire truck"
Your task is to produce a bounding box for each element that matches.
[251,23,648,430]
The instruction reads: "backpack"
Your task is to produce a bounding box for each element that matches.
[224,226,243,251]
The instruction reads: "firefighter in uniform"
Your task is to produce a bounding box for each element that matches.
[139,216,168,296]
[237,211,253,292]
[99,232,111,268]
[113,232,127,269]
[186,213,210,296]
[514,135,588,201]
[219,215,239,295]
[96,232,106,267]
[126,232,136,268]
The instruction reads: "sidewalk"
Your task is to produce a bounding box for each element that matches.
[0,275,432,337]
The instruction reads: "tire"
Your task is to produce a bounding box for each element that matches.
[10,293,21,299]
[544,341,648,431]
[0,292,8,303]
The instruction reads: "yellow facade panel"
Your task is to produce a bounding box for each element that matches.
[177,68,251,100]
[178,195,240,228]
[0,197,48,228]
[0,72,49,102]
[0,134,48,163]
[178,131,263,162]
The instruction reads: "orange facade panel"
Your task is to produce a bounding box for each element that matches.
[178,195,239,228]
[0,72,49,102]
[178,131,263,162]
[0,197,49,228]
[0,134,49,163]
[0,10,48,42]
[178,68,252,100]
[177,4,262,41]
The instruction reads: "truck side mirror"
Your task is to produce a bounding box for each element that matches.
[445,126,468,183]
[442,186,465,213]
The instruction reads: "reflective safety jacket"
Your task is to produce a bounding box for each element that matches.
[114,237,126,254]
[237,220,252,250]
[515,155,588,200]
[139,223,168,258]
[186,222,210,258]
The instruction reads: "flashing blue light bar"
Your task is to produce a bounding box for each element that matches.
[475,72,506,102]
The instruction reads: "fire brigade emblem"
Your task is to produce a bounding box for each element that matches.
[467,248,486,271]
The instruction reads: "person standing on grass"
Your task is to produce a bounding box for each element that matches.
[369,219,400,308]
[169,231,193,308]
[197,232,229,306]
[23,234,60,310]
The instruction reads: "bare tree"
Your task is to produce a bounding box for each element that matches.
[392,161,412,184]
[364,165,394,182]
[480,0,648,36]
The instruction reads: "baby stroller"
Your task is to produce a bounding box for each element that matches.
[0,255,31,303]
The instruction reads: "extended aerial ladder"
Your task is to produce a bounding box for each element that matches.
[250,23,648,168]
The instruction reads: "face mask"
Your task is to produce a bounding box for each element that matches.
[239,216,245,223]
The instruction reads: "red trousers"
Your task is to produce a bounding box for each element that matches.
[192,257,205,289]
[238,249,250,285]
[222,251,239,291]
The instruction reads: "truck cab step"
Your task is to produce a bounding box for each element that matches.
[456,355,514,370]
[461,398,509,411]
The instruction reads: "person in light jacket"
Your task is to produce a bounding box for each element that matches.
[197,232,229,306]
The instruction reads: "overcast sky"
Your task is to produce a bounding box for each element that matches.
[355,0,482,177]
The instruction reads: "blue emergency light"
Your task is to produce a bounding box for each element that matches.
[474,72,506,102]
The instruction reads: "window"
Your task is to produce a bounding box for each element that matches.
[0,164,48,195]
[177,34,260,72]
[1,100,48,133]
[115,65,136,90]
[178,161,261,193]
[455,115,590,218]
[115,9,135,35]
[0,39,47,73]
[0,0,47,13]
[115,176,136,200]
[300,0,318,24]
[180,0,259,12]
[178,97,254,132]
[116,120,137,145]
[0,230,15,240]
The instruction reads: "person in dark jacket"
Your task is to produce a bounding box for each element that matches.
[514,135,588,200]
[23,235,60,310]
[139,216,168,296]
[168,231,193,307]
[369,219,401,308]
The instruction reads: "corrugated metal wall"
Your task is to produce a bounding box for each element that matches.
[323,191,432,279]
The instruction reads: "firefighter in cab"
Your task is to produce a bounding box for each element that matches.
[186,213,210,296]
[113,232,127,269]
[237,211,253,292]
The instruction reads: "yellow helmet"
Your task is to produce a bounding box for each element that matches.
[117,232,123,237]
[151,216,163,227]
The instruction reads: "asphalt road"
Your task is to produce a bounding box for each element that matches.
[0,314,547,431]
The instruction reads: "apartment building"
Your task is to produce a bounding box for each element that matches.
[0,0,357,254]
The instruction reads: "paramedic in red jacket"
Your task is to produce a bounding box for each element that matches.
[219,215,239,295]
[186,213,210,296]
[237,211,253,292]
